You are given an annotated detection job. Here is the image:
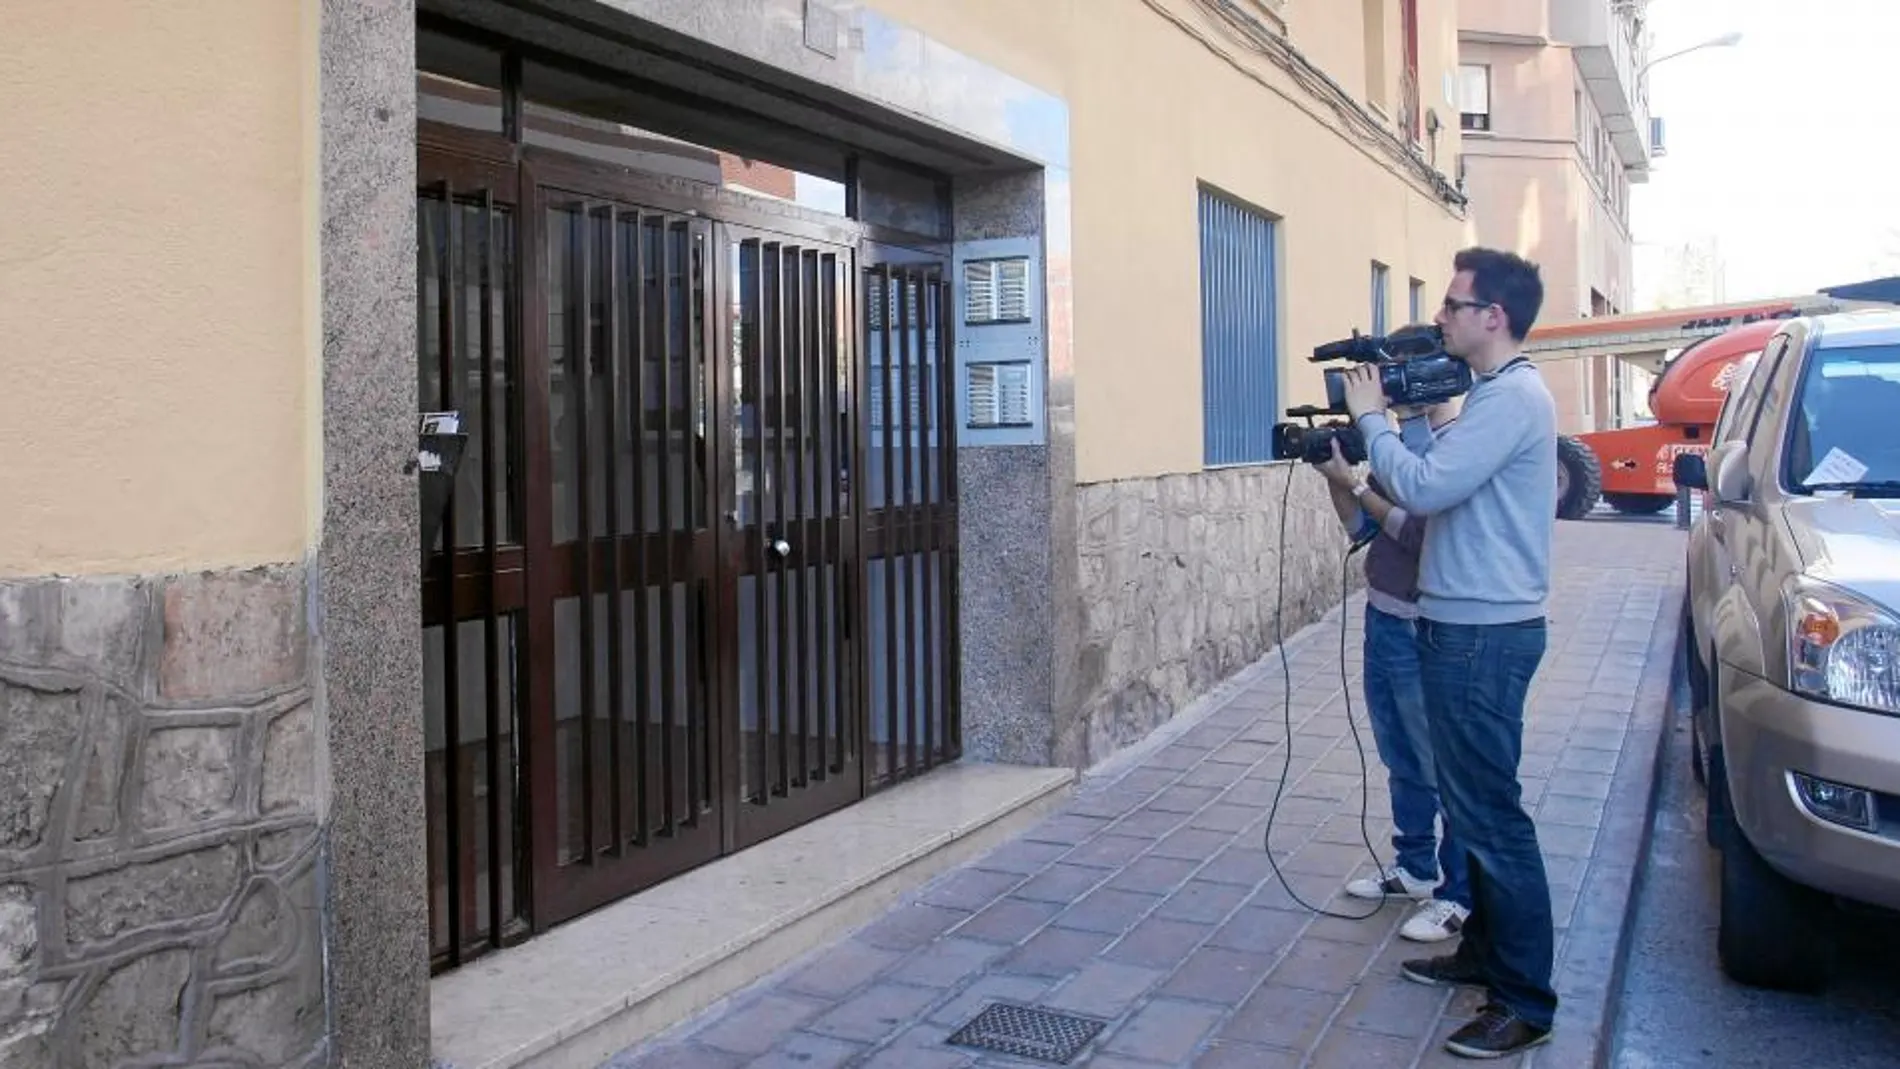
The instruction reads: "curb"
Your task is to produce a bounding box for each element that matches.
[1532,583,1685,1069]
[1590,590,1688,1068]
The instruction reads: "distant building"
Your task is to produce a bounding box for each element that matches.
[1458,0,1654,433]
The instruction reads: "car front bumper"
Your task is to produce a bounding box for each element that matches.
[1721,665,1900,912]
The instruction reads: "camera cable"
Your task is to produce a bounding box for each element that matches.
[1257,464,1397,920]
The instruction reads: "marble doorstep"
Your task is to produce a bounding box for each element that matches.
[428,762,1075,1069]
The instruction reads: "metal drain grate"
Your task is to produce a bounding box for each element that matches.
[944,1001,1108,1065]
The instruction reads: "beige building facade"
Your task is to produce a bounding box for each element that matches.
[1456,0,1653,435]
[1,1,1465,1064]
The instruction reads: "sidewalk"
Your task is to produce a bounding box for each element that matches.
[603,519,1686,1069]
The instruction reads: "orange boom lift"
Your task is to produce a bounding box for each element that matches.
[1522,295,1859,518]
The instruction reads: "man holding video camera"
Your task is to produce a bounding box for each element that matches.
[1337,247,1559,1060]
[1314,402,1473,945]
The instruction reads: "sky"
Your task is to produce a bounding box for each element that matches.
[1631,0,1900,303]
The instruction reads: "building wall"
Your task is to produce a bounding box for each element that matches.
[0,0,317,579]
[873,0,1468,764]
[874,0,1469,484]
[1458,35,1635,435]
[0,2,330,1066]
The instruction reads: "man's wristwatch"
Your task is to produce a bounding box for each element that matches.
[1350,481,1370,499]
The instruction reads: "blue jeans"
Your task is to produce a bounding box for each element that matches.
[1363,605,1471,909]
[1417,616,1558,1030]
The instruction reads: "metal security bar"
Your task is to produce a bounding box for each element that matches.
[729,232,865,847]
[862,257,960,787]
[418,170,529,972]
[538,193,723,922]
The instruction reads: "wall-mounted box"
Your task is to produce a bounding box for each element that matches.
[953,237,1044,447]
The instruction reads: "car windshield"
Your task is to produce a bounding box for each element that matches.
[1785,343,1900,493]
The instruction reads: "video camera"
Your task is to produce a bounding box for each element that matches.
[1270,323,1473,465]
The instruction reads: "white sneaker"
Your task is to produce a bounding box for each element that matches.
[1401,898,1471,942]
[1344,867,1437,901]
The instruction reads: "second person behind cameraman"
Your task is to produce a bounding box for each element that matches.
[1316,402,1472,944]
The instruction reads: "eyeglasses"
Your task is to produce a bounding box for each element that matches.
[1441,296,1492,315]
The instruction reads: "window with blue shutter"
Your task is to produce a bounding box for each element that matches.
[1198,187,1280,466]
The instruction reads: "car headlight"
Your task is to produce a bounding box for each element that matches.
[1783,576,1900,715]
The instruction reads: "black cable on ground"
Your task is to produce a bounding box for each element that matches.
[1258,464,1393,920]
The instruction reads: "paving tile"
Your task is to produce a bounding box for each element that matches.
[740,1032,863,1068]
[1187,803,1260,833]
[1117,766,1185,794]
[1099,999,1226,1065]
[953,898,1063,945]
[1151,826,1238,861]
[1557,745,1622,774]
[1196,843,1278,886]
[695,995,828,1056]
[1267,936,1378,994]
[802,982,941,1044]
[1207,905,1309,955]
[1151,879,1250,925]
[1013,863,1111,904]
[924,974,1052,1028]
[1146,743,1212,771]
[920,867,1028,912]
[995,925,1115,977]
[860,1025,973,1068]
[1219,982,1341,1049]
[1148,784,1222,813]
[1161,944,1275,1004]
[1180,760,1250,789]
[1043,959,1164,1016]
[1537,822,1600,860]
[1191,1042,1303,1068]
[1107,855,1199,896]
[782,941,904,999]
[1022,814,1113,846]
[1535,792,1606,828]
[1207,739,1276,766]
[859,903,973,952]
[886,937,1005,988]
[1065,833,1155,869]
[1335,971,1450,1037]
[969,838,1068,876]
[1108,807,1186,838]
[1283,840,1375,878]
[1052,887,1162,935]
[607,1046,744,1069]
[1102,916,1213,971]
[1065,786,1157,819]
[1307,1026,1421,1068]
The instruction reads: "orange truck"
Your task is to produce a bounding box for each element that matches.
[1555,319,1784,517]
[1523,296,1862,519]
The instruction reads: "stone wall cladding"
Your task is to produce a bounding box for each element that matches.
[0,568,324,1069]
[1063,464,1362,767]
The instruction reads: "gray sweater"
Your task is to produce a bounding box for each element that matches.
[1354,359,1558,625]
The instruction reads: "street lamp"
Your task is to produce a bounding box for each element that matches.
[1639,31,1743,79]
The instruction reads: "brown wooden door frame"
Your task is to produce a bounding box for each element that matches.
[416,124,965,955]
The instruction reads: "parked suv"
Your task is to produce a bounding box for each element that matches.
[1675,309,1900,991]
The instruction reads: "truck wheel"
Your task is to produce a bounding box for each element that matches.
[1717,812,1834,991]
[1555,436,1602,519]
[1605,492,1673,515]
